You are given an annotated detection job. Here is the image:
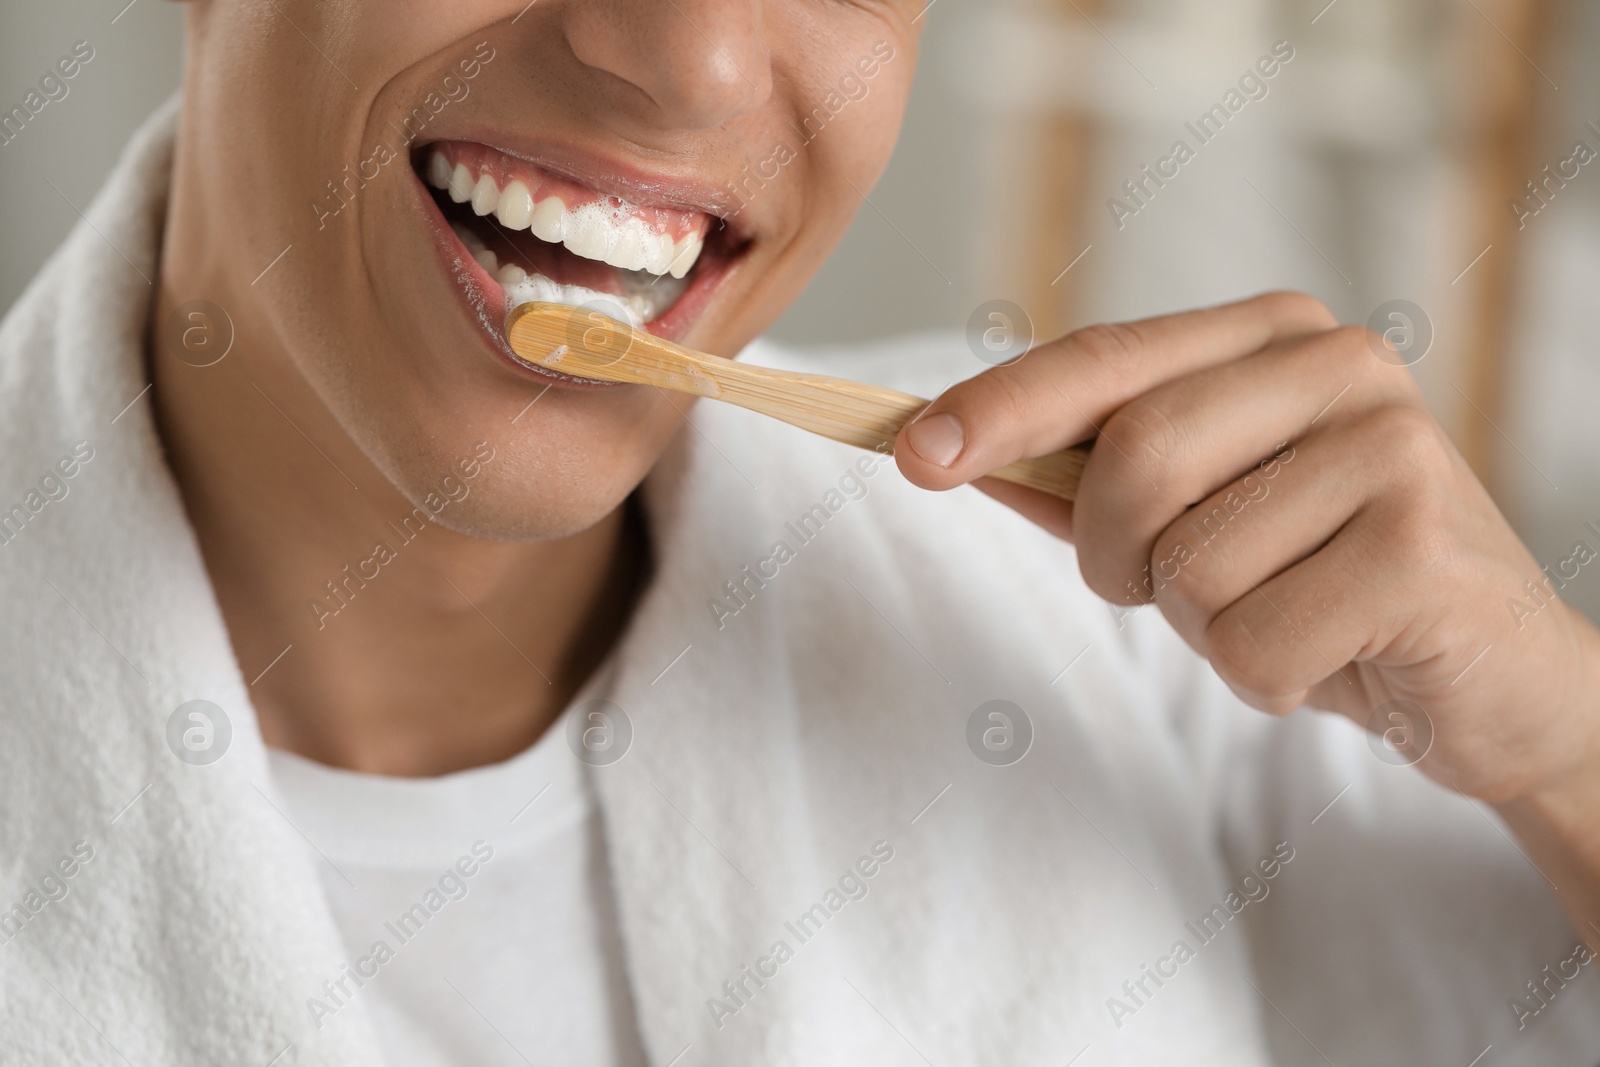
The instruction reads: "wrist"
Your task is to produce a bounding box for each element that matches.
[1504,606,1600,809]
[1494,611,1600,947]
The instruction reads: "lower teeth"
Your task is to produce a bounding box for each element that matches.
[451,222,690,328]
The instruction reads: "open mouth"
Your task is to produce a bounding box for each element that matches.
[415,141,746,372]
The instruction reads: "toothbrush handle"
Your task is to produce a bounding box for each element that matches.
[708,359,1091,502]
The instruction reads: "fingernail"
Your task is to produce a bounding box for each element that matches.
[906,412,965,468]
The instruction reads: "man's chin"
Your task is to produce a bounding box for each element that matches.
[378,446,653,544]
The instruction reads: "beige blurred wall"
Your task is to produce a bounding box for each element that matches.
[0,1,185,310]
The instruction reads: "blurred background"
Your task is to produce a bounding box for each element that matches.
[3,0,1597,619]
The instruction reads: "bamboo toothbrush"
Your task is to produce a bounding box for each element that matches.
[506,302,1089,501]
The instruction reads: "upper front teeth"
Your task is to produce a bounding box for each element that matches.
[497,180,533,229]
[470,173,499,216]
[447,162,475,204]
[429,149,704,280]
[448,220,690,327]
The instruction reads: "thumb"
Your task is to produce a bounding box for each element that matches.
[892,367,1093,492]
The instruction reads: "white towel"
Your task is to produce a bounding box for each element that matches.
[2,98,1596,1066]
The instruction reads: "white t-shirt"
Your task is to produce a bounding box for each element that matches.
[266,695,647,1067]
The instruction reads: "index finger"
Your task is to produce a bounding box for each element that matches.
[893,290,1336,491]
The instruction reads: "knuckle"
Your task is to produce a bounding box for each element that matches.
[981,366,1038,423]
[1101,395,1187,488]
[1345,405,1460,585]
[957,368,1053,461]
[1366,403,1449,481]
[1320,324,1426,397]
[1327,324,1379,371]
[1065,321,1145,375]
[1259,290,1338,331]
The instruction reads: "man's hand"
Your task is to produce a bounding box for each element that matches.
[894,292,1600,940]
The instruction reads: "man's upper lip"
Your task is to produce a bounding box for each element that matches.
[419,132,747,232]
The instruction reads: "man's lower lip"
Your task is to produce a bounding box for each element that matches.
[411,169,739,393]
[503,351,619,389]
